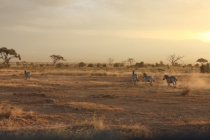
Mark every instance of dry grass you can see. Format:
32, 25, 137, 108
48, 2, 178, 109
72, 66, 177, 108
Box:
0, 104, 45, 129
71, 118, 106, 130
119, 124, 152, 139
172, 117, 210, 126
0, 68, 210, 139
60, 101, 123, 111
181, 86, 191, 96
0, 104, 23, 119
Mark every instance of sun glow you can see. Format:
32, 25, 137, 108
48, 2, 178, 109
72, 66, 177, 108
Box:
195, 31, 210, 43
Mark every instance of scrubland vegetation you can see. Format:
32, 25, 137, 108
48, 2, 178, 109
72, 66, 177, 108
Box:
0, 62, 210, 140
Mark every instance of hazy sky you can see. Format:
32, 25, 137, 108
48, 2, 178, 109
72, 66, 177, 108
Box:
0, 0, 210, 64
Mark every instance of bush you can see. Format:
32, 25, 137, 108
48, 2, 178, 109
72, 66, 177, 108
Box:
88, 64, 94, 67
135, 62, 144, 67
181, 86, 191, 96
40, 64, 44, 67
200, 63, 210, 73
102, 64, 107, 67
96, 63, 101, 67
78, 62, 86, 67
56, 63, 65, 68
194, 63, 199, 67
65, 64, 69, 67
114, 63, 120, 67
187, 64, 192, 67
16, 62, 21, 66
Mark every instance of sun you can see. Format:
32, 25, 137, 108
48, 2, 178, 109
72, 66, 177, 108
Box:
195, 31, 210, 43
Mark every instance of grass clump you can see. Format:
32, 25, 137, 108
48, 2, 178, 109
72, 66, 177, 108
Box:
119, 124, 152, 139
0, 105, 23, 119
181, 86, 191, 96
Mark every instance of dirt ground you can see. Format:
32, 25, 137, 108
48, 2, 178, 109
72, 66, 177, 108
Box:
0, 70, 210, 140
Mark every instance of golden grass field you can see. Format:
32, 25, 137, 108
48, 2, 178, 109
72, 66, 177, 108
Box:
0, 67, 210, 140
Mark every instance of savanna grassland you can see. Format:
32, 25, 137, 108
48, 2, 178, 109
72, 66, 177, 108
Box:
0, 64, 210, 140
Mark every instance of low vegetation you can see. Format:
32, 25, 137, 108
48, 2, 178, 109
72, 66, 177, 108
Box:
0, 59, 209, 139
181, 86, 191, 96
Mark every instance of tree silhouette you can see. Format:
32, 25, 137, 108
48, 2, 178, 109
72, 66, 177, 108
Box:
107, 58, 114, 66
196, 58, 208, 65
0, 47, 21, 65
167, 54, 184, 66
50, 55, 66, 65
127, 58, 135, 66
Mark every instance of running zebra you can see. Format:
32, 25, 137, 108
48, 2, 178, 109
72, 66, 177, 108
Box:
24, 70, 30, 79
163, 75, 177, 88
132, 71, 138, 84
142, 73, 155, 86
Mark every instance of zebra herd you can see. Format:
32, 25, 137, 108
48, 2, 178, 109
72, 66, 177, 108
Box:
132, 71, 177, 87
23, 70, 177, 87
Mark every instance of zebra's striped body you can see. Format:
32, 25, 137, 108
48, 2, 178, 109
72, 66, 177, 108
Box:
132, 71, 138, 84
24, 70, 30, 79
163, 75, 177, 88
142, 73, 155, 86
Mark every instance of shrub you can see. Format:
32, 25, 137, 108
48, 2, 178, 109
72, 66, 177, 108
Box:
114, 63, 120, 67
96, 63, 101, 67
181, 86, 191, 96
56, 63, 65, 68
120, 63, 124, 67
16, 62, 21, 66
194, 63, 199, 67
88, 64, 94, 67
65, 64, 69, 67
200, 63, 210, 73
102, 64, 106, 67
135, 62, 144, 67
78, 62, 86, 67
187, 64, 192, 67
40, 64, 44, 67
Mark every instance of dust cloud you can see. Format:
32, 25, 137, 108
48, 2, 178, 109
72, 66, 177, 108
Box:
185, 73, 209, 89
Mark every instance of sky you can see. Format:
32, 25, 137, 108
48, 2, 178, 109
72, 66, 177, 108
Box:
0, 0, 210, 64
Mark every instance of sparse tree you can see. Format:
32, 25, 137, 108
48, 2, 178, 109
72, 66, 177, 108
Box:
107, 58, 114, 66
50, 55, 66, 65
200, 63, 210, 73
96, 63, 101, 67
88, 63, 94, 67
78, 62, 86, 67
127, 58, 135, 66
194, 63, 199, 67
0, 47, 21, 65
196, 58, 208, 65
135, 61, 144, 67
121, 60, 127, 65
114, 63, 120, 67
167, 54, 184, 66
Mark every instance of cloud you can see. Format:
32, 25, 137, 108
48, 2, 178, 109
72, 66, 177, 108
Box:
0, 0, 210, 32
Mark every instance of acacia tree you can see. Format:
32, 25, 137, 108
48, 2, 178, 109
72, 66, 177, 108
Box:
50, 55, 66, 65
196, 58, 208, 65
0, 47, 21, 65
107, 58, 114, 66
167, 54, 184, 66
127, 58, 135, 66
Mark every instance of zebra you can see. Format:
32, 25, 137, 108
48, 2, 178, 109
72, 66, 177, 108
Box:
24, 70, 30, 79
132, 71, 138, 84
142, 73, 155, 86
163, 75, 177, 88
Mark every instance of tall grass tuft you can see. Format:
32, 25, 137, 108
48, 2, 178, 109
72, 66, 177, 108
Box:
181, 86, 191, 96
